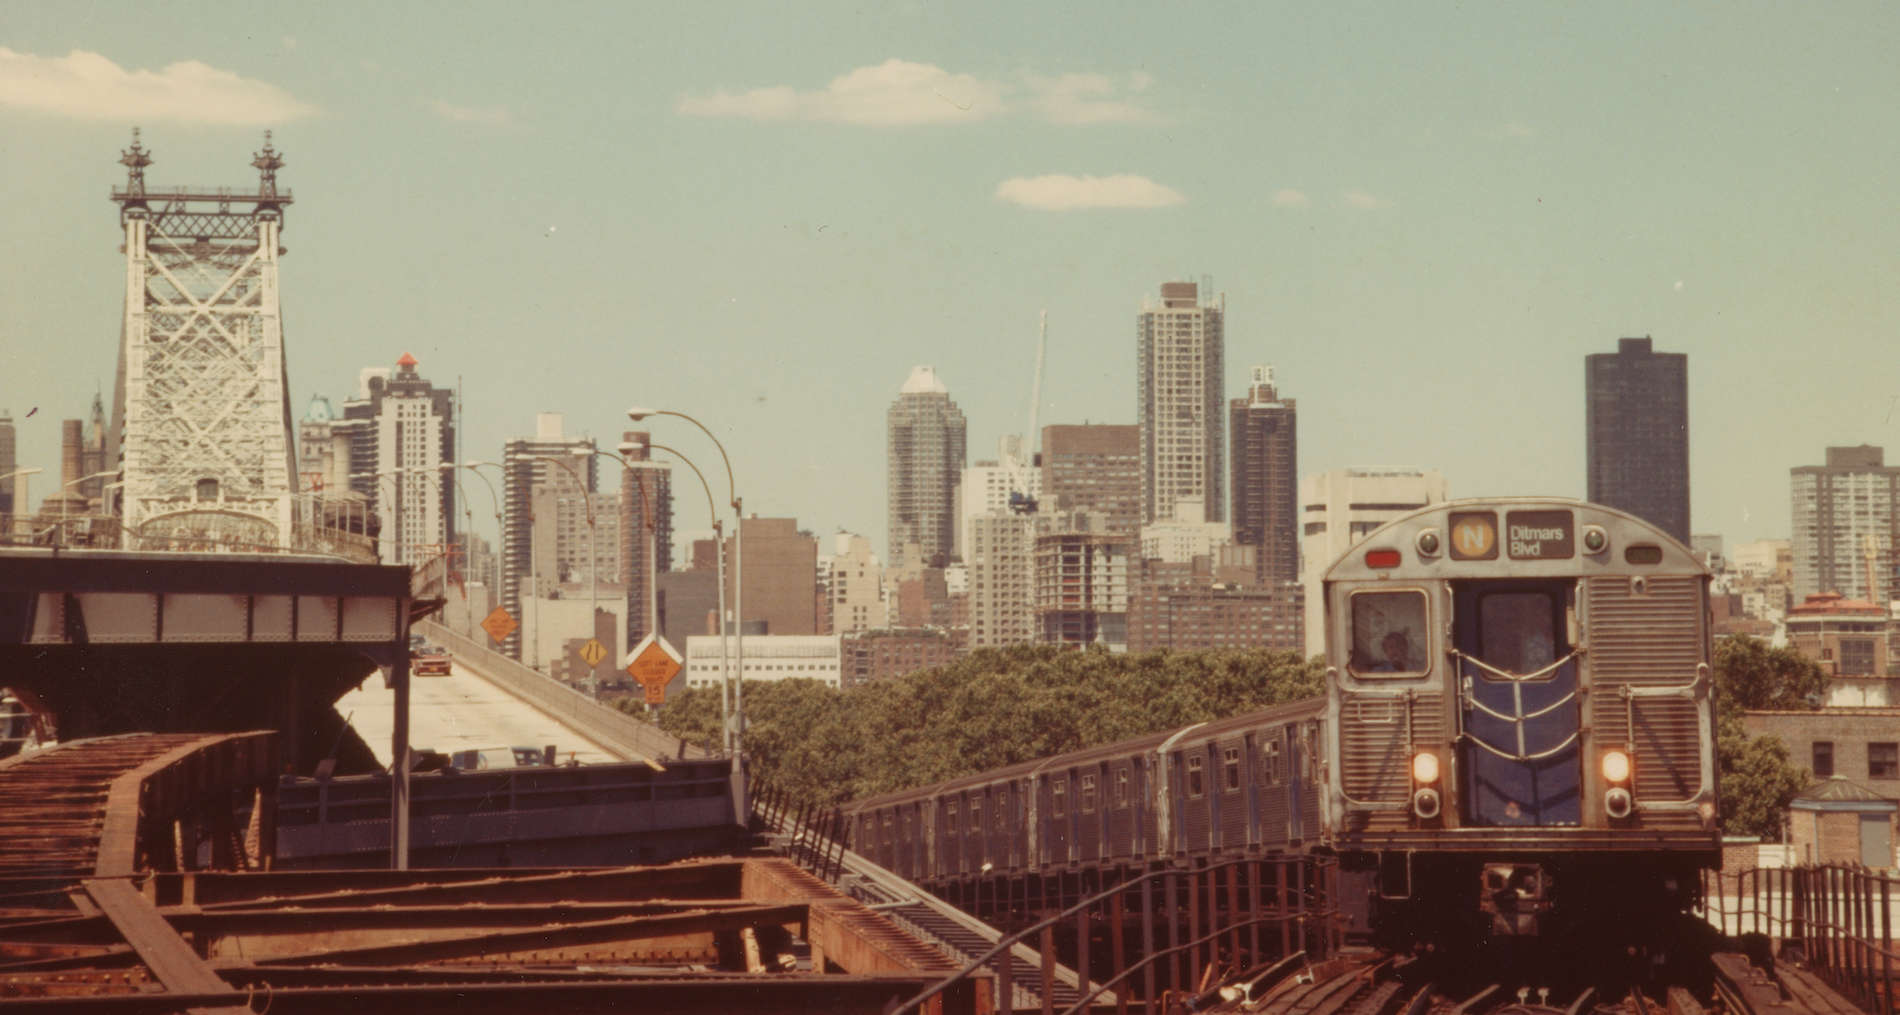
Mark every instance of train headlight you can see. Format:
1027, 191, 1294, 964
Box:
1415, 530, 1442, 557
1582, 525, 1609, 554
1412, 787, 1441, 820
1411, 752, 1440, 785
1605, 787, 1633, 819
1601, 750, 1631, 784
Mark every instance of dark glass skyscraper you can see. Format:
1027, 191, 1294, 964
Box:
1230, 365, 1298, 583
1585, 336, 1689, 543
886, 366, 967, 569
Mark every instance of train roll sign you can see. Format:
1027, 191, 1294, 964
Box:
1504, 510, 1574, 559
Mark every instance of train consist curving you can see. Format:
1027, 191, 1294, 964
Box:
843, 498, 1718, 958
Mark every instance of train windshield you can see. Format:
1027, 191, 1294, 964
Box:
1453, 580, 1581, 826
1348, 590, 1428, 676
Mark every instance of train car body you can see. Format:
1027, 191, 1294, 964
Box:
846, 698, 1325, 887
1317, 498, 1718, 947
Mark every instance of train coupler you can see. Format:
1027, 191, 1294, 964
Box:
1479, 862, 1552, 935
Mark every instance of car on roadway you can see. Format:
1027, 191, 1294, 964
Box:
448, 745, 554, 771
412, 646, 452, 676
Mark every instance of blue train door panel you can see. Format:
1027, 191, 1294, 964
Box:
1453, 580, 1582, 826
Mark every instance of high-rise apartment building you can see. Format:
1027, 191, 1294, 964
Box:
0, 409, 14, 515
1300, 468, 1448, 655
1138, 281, 1225, 526
1586, 336, 1689, 543
1791, 445, 1900, 605
332, 354, 457, 566
500, 412, 596, 662
887, 366, 967, 569
966, 512, 1037, 647
1230, 366, 1298, 583
619, 430, 673, 649
1034, 511, 1129, 648
1041, 424, 1140, 538
724, 517, 819, 636
958, 437, 1039, 560
822, 532, 886, 635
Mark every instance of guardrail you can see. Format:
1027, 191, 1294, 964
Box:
1704, 864, 1897, 1015
416, 619, 709, 766
1, 513, 378, 563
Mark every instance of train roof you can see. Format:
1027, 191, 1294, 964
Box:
1322, 497, 1708, 584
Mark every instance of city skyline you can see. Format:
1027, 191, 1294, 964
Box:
5, 3, 1898, 559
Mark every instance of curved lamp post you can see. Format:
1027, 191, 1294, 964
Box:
627, 407, 746, 812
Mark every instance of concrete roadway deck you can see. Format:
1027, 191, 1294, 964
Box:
336, 661, 620, 768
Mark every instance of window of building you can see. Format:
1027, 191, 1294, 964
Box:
1838, 639, 1876, 676
1224, 747, 1242, 791
1186, 756, 1205, 798
1813, 741, 1834, 777
1871, 743, 1899, 780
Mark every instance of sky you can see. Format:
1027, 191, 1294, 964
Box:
3, 1, 1897, 559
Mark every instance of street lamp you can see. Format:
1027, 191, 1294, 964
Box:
641, 439, 730, 750
435, 464, 483, 637
468, 460, 535, 666
572, 444, 668, 654
537, 451, 600, 692
627, 407, 746, 811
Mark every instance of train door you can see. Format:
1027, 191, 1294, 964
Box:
1452, 579, 1583, 826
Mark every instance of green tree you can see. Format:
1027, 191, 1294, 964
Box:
1711, 634, 1828, 837
632, 644, 1324, 807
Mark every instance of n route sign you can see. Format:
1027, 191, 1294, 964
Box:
577, 638, 608, 668
480, 607, 517, 645
625, 633, 683, 705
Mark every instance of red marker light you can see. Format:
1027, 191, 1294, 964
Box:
1364, 548, 1402, 569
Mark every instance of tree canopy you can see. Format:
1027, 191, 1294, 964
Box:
1712, 634, 1828, 838
626, 645, 1323, 807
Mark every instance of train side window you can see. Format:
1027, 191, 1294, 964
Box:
1223, 747, 1241, 791
1186, 756, 1205, 798
883, 814, 894, 844
1114, 767, 1130, 807
1349, 590, 1429, 676
1263, 741, 1283, 786
968, 797, 982, 833
945, 801, 958, 834
1081, 774, 1097, 813
1052, 778, 1068, 817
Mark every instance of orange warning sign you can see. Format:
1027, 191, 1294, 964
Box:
480, 607, 517, 645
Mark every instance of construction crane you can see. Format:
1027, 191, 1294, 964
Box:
1005, 311, 1046, 514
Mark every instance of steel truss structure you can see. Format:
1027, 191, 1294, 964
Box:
111, 130, 299, 550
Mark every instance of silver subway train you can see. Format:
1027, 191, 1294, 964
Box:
845, 498, 1717, 950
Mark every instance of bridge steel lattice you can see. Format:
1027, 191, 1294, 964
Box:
109, 129, 300, 551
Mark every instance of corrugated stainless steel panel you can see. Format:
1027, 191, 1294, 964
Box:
1586, 575, 1704, 803
1339, 693, 1445, 804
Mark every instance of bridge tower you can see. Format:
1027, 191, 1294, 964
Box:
109, 130, 300, 550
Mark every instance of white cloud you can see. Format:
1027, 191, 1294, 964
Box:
995, 174, 1185, 211
1342, 190, 1391, 210
1271, 189, 1309, 207
426, 99, 513, 126
0, 48, 317, 125
1025, 72, 1158, 125
679, 59, 1160, 126
679, 59, 1005, 126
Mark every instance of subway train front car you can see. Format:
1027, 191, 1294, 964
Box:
1319, 498, 1717, 972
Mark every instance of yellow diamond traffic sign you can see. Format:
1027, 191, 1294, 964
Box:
480, 607, 517, 645
577, 637, 608, 668
626, 633, 682, 704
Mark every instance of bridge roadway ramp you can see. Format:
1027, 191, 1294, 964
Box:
408, 619, 707, 767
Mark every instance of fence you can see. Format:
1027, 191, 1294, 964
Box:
1, 513, 377, 563
1703, 864, 1897, 1015
754, 781, 1340, 1015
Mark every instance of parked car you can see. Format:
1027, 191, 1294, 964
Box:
447, 746, 554, 771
